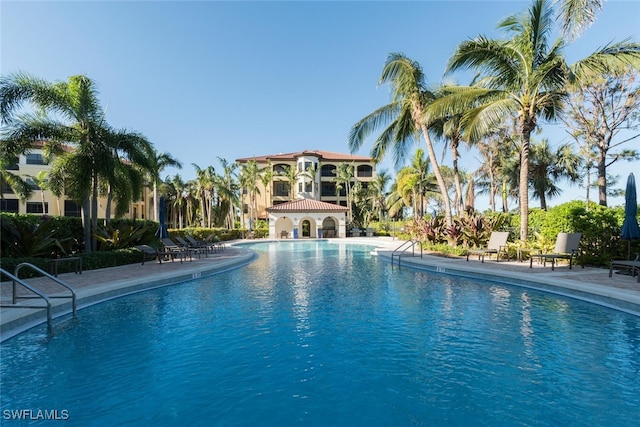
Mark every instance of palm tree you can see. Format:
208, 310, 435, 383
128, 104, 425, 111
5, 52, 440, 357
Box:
333, 162, 354, 221
146, 148, 182, 221
429, 94, 467, 214
283, 164, 300, 201
369, 170, 392, 221
405, 149, 436, 218
168, 174, 187, 229
0, 139, 33, 201
349, 53, 453, 226
258, 161, 273, 215
435, 0, 640, 241
239, 160, 262, 228
192, 164, 216, 228
0, 73, 150, 252
216, 157, 240, 229
529, 139, 582, 209
99, 127, 155, 222
29, 170, 49, 214
555, 0, 602, 41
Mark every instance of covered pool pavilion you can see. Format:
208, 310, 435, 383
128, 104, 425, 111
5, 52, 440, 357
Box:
265, 199, 349, 239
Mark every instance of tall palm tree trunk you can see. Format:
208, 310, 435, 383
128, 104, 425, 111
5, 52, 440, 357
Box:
519, 128, 532, 242
419, 123, 452, 226
82, 197, 91, 253
91, 171, 100, 252
451, 140, 464, 214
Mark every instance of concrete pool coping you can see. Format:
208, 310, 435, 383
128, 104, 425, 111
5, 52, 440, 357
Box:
2, 237, 639, 341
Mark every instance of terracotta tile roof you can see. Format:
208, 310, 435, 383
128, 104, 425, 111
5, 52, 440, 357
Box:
266, 199, 349, 213
30, 140, 74, 153
237, 150, 372, 163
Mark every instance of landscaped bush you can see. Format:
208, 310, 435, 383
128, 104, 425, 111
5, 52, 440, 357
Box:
0, 256, 51, 280
402, 201, 639, 267
94, 220, 159, 250
501, 201, 637, 266
0, 215, 75, 258
169, 227, 242, 241
0, 248, 143, 279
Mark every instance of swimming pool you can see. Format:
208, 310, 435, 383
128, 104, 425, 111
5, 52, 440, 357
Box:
1, 241, 639, 425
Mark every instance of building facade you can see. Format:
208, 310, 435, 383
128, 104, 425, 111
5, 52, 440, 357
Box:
236, 150, 376, 238
1, 143, 152, 220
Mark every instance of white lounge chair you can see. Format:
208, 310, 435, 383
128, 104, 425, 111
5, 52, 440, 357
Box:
466, 231, 510, 263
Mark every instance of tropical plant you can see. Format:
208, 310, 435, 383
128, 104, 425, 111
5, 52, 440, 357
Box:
258, 161, 273, 219
192, 163, 217, 228
432, 0, 640, 241
369, 169, 392, 221
146, 148, 182, 221
529, 139, 582, 209
348, 53, 453, 226
216, 157, 240, 229
0, 215, 68, 258
333, 162, 354, 219
238, 160, 263, 228
555, 0, 602, 41
0, 141, 32, 201
93, 221, 152, 251
0, 73, 154, 252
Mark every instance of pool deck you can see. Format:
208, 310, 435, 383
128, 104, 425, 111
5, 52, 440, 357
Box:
2, 237, 639, 341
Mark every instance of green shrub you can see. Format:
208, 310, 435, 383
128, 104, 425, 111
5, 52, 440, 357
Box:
0, 257, 51, 279
0, 215, 71, 258
169, 227, 240, 241
94, 221, 158, 250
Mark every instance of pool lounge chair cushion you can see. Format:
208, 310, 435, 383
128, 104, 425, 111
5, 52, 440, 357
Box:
466, 231, 510, 263
530, 232, 582, 271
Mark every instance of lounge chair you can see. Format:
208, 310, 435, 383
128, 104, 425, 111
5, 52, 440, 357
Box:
185, 235, 220, 253
205, 234, 225, 252
133, 245, 165, 265
529, 232, 582, 271
466, 231, 510, 263
609, 254, 640, 282
161, 237, 193, 263
174, 236, 207, 258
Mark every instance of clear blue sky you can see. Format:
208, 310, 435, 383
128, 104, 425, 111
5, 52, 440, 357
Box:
2, 0, 639, 210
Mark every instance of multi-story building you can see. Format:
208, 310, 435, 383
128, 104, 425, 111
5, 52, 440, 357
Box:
236, 150, 376, 238
1, 142, 152, 220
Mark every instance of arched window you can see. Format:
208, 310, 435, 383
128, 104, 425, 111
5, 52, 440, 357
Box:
273, 163, 289, 174
357, 165, 373, 178
321, 164, 336, 177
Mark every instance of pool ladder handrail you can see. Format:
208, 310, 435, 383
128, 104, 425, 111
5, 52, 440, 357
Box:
391, 240, 423, 268
1, 267, 54, 336
0, 263, 78, 336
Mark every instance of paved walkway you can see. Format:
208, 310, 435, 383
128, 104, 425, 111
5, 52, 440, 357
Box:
2, 238, 639, 341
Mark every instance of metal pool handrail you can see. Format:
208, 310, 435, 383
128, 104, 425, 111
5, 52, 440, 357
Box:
391, 240, 423, 267
0, 267, 54, 336
13, 262, 77, 319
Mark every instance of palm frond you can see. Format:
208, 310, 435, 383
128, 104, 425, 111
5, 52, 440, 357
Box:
348, 102, 401, 152
571, 40, 640, 82
463, 98, 519, 143
557, 0, 603, 41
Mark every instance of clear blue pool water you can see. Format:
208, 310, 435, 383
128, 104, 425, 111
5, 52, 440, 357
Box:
1, 241, 639, 426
